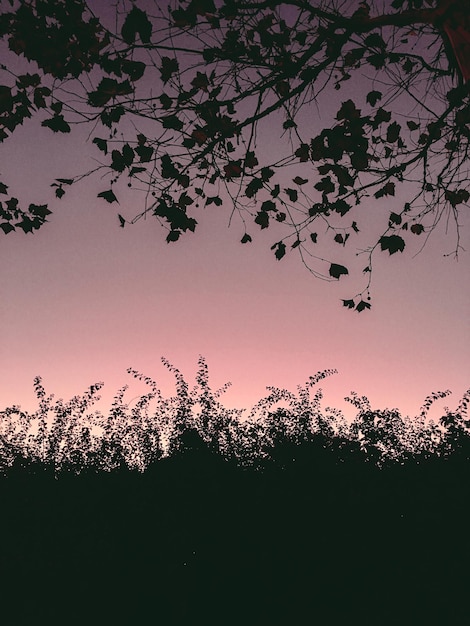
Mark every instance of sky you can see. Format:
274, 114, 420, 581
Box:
1, 1, 469, 423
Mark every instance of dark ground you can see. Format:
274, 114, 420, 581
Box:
1, 436, 469, 625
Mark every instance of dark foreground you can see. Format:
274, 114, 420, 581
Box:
1, 434, 469, 626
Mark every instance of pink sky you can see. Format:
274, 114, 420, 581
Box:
1, 2, 469, 422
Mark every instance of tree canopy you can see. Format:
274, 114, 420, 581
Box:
0, 0, 469, 309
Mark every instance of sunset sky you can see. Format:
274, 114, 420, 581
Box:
1, 0, 469, 422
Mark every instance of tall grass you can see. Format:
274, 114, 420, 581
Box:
1, 356, 469, 474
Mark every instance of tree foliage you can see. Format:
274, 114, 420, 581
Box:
0, 0, 469, 308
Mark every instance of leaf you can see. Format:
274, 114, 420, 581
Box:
261, 200, 276, 212
332, 199, 351, 216
336, 100, 361, 121
118, 214, 126, 228
329, 263, 348, 279
166, 230, 181, 243
372, 107, 391, 127
55, 186, 65, 199
356, 300, 371, 312
0, 222, 15, 234
283, 119, 297, 129
389, 212, 402, 226
285, 188, 298, 202
93, 137, 108, 154
374, 182, 395, 198
367, 52, 386, 69
366, 90, 382, 106
365, 33, 386, 49
33, 86, 50, 109
0, 182, 8, 194
98, 189, 118, 203
271, 241, 286, 260
121, 60, 146, 81
129, 166, 146, 176
205, 196, 223, 206
244, 151, 258, 169
122, 143, 134, 166
379, 235, 405, 254
254, 211, 269, 229
192, 129, 208, 146
0, 85, 13, 114
29, 204, 51, 218
17, 217, 35, 233
111, 150, 125, 172
160, 57, 179, 83
314, 176, 335, 194
342, 299, 355, 309
161, 154, 179, 179
41, 115, 70, 133
88, 78, 133, 107
410, 223, 424, 235
386, 122, 401, 143
407, 120, 419, 131
241, 233, 252, 243
295, 143, 309, 162
159, 93, 173, 110
100, 106, 125, 127
261, 167, 274, 182
135, 145, 154, 162
161, 115, 184, 131
245, 177, 263, 198
310, 233, 317, 243
121, 7, 152, 44
293, 176, 308, 185
445, 189, 470, 207
352, 221, 359, 233
334, 233, 344, 244
224, 162, 242, 179
191, 72, 210, 92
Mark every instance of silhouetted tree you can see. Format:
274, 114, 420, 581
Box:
0, 0, 469, 307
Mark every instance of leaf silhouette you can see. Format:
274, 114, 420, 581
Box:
375, 182, 395, 198
0, 222, 15, 234
380, 235, 405, 254
329, 263, 348, 279
356, 300, 371, 312
88, 78, 133, 107
98, 189, 118, 203
41, 115, 70, 133
271, 241, 286, 260
121, 7, 152, 44
161, 115, 184, 131
410, 223, 424, 235
93, 137, 108, 154
160, 57, 179, 83
366, 90, 382, 106
255, 211, 269, 229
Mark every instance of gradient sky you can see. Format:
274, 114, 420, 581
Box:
1, 1, 469, 422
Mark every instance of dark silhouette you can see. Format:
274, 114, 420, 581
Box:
1, 0, 469, 308
1, 359, 469, 624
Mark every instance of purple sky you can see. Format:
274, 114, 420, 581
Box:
1, 1, 469, 421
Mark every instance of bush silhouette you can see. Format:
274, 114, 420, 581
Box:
1, 359, 469, 624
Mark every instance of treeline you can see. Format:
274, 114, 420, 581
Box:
1, 360, 469, 624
